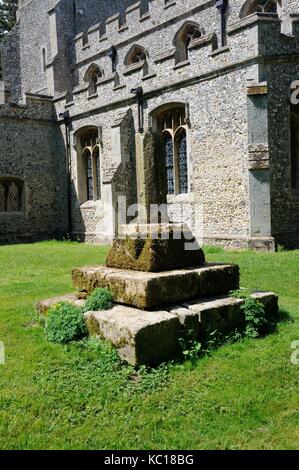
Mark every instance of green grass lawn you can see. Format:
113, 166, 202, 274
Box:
0, 241, 298, 450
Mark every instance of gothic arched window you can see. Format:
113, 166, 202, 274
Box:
0, 178, 24, 213
84, 64, 103, 96
125, 45, 147, 65
240, 0, 280, 18
173, 22, 202, 64
291, 107, 299, 190
79, 129, 101, 202
158, 106, 189, 195
124, 44, 148, 76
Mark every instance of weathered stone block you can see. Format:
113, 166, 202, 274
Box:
85, 306, 180, 366
168, 305, 200, 339
72, 263, 239, 310
185, 297, 245, 340
36, 294, 85, 315
195, 263, 240, 297
106, 232, 205, 272
72, 266, 199, 309
183, 291, 278, 341
84, 291, 278, 365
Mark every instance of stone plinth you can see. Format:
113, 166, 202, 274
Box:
85, 291, 278, 365
106, 223, 205, 272
85, 307, 180, 366
72, 263, 240, 310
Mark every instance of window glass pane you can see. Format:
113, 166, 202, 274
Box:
86, 156, 93, 201
7, 182, 21, 212
179, 132, 188, 194
165, 135, 174, 194
0, 183, 5, 212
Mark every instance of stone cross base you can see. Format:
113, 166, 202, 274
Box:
106, 223, 205, 272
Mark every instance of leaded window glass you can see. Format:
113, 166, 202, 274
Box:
158, 106, 189, 195
165, 135, 174, 194
178, 132, 188, 194
80, 128, 100, 202
86, 154, 94, 201
0, 180, 23, 213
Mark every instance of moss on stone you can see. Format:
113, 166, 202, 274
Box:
106, 236, 205, 272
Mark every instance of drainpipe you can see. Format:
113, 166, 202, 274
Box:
107, 46, 117, 73
131, 87, 144, 133
215, 0, 228, 48
60, 110, 72, 236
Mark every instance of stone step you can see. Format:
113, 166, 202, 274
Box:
85, 291, 278, 366
36, 293, 85, 315
72, 263, 240, 310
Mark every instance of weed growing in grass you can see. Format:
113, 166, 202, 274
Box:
179, 331, 203, 363
45, 302, 88, 344
230, 289, 269, 338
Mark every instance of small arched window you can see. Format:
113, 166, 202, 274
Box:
125, 45, 147, 66
157, 106, 189, 195
240, 0, 280, 18
84, 63, 103, 96
291, 107, 299, 190
0, 178, 24, 213
124, 44, 148, 76
173, 22, 202, 64
80, 129, 100, 202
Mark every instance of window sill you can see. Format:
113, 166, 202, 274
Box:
80, 200, 101, 209
167, 192, 193, 204
0, 211, 26, 216
123, 61, 145, 75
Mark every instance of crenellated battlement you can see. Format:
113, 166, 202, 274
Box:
74, 0, 214, 53
51, 11, 299, 118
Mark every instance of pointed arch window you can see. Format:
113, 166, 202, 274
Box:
84, 64, 103, 96
240, 0, 280, 18
124, 44, 148, 76
125, 45, 147, 66
173, 22, 202, 64
79, 129, 101, 202
158, 106, 189, 195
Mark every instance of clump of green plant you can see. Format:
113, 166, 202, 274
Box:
45, 302, 87, 344
230, 289, 268, 338
179, 330, 203, 363
84, 288, 114, 312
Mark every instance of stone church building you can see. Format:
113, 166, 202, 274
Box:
0, 0, 299, 250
